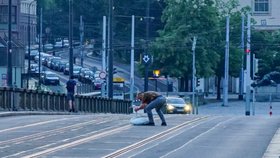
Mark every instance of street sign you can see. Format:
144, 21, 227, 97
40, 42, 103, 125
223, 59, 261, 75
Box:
99, 71, 106, 79
142, 55, 150, 63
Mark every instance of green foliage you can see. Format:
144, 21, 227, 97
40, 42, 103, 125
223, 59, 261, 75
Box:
252, 30, 280, 78
37, 0, 279, 83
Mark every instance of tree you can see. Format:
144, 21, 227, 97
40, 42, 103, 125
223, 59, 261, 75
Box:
151, 0, 220, 91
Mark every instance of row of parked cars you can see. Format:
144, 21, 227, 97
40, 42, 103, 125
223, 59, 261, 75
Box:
30, 51, 102, 89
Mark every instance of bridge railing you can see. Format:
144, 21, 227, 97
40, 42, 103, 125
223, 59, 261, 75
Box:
0, 87, 132, 114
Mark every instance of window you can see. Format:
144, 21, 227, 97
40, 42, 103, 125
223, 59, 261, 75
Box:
254, 0, 269, 14
0, 6, 17, 24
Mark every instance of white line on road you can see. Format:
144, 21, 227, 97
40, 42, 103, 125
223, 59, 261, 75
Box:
160, 117, 235, 158
0, 117, 72, 133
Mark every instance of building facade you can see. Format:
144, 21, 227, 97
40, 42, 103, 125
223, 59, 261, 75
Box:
0, 0, 35, 88
238, 0, 280, 30
19, 0, 37, 46
0, 0, 21, 39
0, 0, 37, 45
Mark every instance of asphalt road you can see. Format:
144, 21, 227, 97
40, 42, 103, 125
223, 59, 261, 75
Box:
0, 113, 279, 158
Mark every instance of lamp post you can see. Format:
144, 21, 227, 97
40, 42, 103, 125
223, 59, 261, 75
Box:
69, 0, 73, 78
144, 0, 150, 92
7, 0, 12, 87
38, 7, 42, 90
27, 0, 36, 89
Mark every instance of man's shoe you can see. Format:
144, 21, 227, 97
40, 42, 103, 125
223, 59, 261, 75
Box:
145, 122, 155, 126
161, 122, 167, 126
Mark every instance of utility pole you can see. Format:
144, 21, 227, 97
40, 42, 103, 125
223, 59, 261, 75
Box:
102, 16, 106, 97
192, 36, 197, 115
38, 8, 43, 89
108, 0, 113, 98
69, 0, 73, 78
130, 15, 135, 101
245, 14, 251, 116
239, 14, 245, 100
144, 0, 150, 92
79, 15, 84, 67
223, 16, 230, 106
7, 0, 12, 87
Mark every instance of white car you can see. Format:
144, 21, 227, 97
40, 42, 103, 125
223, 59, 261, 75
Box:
165, 97, 192, 114
41, 71, 60, 85
54, 41, 63, 48
44, 43, 54, 50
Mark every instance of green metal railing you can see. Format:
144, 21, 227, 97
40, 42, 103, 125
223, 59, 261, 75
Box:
0, 87, 132, 114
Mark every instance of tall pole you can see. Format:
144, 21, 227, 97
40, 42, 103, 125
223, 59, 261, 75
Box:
108, 0, 113, 98
223, 16, 230, 106
69, 0, 73, 78
102, 16, 106, 97
27, 1, 36, 89
192, 36, 197, 115
79, 15, 84, 67
27, 3, 31, 89
38, 7, 43, 89
245, 14, 251, 116
7, 0, 12, 87
239, 14, 245, 100
144, 0, 150, 92
130, 15, 135, 101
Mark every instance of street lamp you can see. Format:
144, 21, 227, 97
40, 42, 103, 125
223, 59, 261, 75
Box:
69, 0, 73, 78
7, 0, 12, 87
27, 0, 37, 89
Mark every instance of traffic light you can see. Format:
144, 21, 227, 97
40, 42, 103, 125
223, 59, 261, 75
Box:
153, 69, 160, 78
113, 67, 117, 74
196, 78, 200, 87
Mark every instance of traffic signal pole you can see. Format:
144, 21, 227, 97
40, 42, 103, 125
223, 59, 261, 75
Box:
239, 14, 245, 100
192, 36, 197, 115
130, 15, 135, 101
101, 16, 106, 97
245, 14, 251, 116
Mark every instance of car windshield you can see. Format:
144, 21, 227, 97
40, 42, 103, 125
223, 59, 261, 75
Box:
46, 74, 57, 78
85, 71, 93, 75
74, 67, 80, 71
167, 98, 185, 104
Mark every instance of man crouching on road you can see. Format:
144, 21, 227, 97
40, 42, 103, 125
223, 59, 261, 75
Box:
134, 91, 167, 126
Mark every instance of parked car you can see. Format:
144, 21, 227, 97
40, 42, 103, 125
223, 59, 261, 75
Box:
63, 39, 69, 47
78, 67, 91, 81
34, 52, 51, 63
64, 63, 70, 75
56, 60, 68, 72
49, 57, 62, 69
79, 70, 94, 83
30, 63, 39, 73
164, 97, 192, 114
44, 43, 54, 50
54, 41, 63, 48
73, 65, 82, 78
41, 71, 60, 85
25, 49, 39, 60
93, 77, 103, 90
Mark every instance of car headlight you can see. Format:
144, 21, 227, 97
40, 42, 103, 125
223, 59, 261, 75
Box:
184, 104, 192, 112
166, 104, 175, 111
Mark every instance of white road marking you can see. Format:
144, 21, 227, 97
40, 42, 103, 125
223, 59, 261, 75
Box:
160, 117, 235, 158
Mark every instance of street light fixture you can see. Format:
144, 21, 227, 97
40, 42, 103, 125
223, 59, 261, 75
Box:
27, 0, 37, 89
